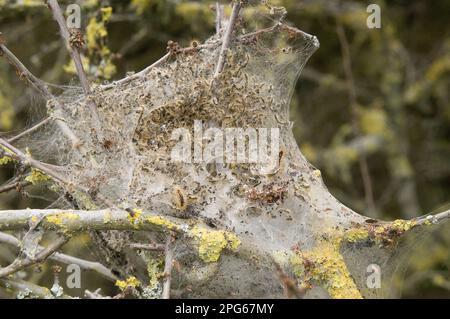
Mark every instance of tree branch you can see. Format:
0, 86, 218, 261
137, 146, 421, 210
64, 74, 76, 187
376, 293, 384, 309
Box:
214, 0, 242, 78
0, 43, 82, 148
0, 232, 117, 281
0, 177, 30, 194
215, 2, 224, 34
130, 243, 165, 251
0, 209, 203, 233
0, 137, 71, 185
46, 0, 102, 137
414, 209, 450, 226
162, 234, 175, 299
6, 117, 52, 143
0, 235, 68, 278
46, 0, 90, 94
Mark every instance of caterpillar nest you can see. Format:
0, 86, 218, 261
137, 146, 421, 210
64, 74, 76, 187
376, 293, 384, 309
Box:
17, 18, 418, 299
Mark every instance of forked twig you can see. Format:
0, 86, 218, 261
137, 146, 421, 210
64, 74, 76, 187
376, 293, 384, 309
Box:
0, 232, 117, 281
0, 43, 82, 148
0, 137, 71, 185
0, 235, 69, 278
0, 179, 30, 194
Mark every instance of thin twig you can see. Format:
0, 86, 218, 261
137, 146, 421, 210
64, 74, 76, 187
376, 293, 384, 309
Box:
0, 235, 68, 278
101, 52, 171, 90
0, 137, 71, 185
99, 22, 312, 91
214, 1, 242, 78
6, 117, 51, 143
46, 0, 90, 94
130, 243, 165, 251
336, 21, 377, 217
162, 234, 175, 299
215, 2, 224, 34
0, 179, 30, 194
0, 43, 50, 97
0, 43, 82, 148
0, 232, 117, 281
0, 137, 117, 210
46, 0, 102, 137
415, 209, 450, 226
272, 258, 307, 299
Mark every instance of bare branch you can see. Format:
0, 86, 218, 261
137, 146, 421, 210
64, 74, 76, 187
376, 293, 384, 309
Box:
0, 43, 82, 148
6, 117, 51, 143
0, 43, 51, 97
215, 2, 224, 34
46, 0, 90, 94
0, 209, 204, 233
130, 242, 165, 251
0, 232, 117, 281
0, 137, 71, 185
0, 177, 30, 194
214, 1, 242, 78
46, 0, 102, 136
415, 209, 450, 226
0, 209, 240, 267
100, 23, 310, 91
162, 234, 175, 299
0, 235, 68, 278
85, 288, 125, 299
101, 52, 171, 90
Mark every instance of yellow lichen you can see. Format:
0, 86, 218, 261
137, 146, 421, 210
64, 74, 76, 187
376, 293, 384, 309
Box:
115, 276, 140, 291
146, 257, 163, 289
390, 219, 416, 232
190, 226, 241, 263
0, 156, 13, 166
0, 145, 13, 155
146, 215, 181, 231
290, 240, 363, 299
46, 212, 80, 227
344, 228, 369, 243
84, 6, 116, 80
73, 192, 97, 210
25, 169, 51, 185
127, 208, 142, 227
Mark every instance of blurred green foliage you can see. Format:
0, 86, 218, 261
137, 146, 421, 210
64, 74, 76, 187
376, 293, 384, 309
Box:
0, 0, 449, 298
